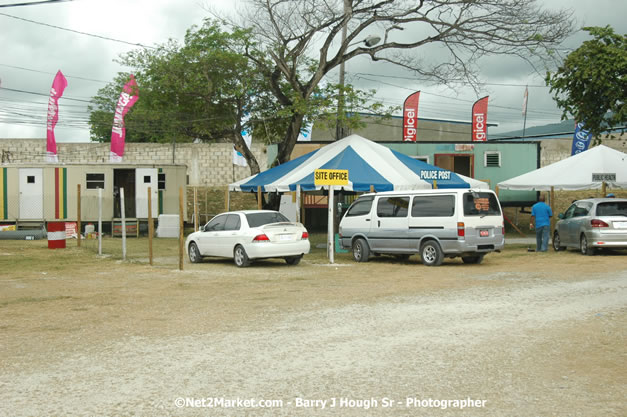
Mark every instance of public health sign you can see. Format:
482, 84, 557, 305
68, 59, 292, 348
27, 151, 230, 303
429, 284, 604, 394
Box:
314, 169, 349, 186
571, 122, 592, 155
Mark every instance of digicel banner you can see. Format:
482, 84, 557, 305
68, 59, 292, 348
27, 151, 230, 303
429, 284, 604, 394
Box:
471, 96, 489, 142
402, 91, 420, 142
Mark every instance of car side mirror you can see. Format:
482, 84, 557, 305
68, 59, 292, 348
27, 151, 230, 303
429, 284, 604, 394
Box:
200, 225, 206, 232
558, 213, 564, 219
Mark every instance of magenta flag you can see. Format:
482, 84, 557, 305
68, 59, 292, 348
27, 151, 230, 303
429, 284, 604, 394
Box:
46, 70, 68, 163
109, 75, 139, 163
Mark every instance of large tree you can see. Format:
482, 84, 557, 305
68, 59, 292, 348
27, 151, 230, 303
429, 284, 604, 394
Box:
215, 0, 575, 166
546, 26, 626, 139
89, 20, 382, 175
89, 22, 271, 173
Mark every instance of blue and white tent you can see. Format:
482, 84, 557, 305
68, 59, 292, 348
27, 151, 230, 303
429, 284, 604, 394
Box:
229, 135, 488, 192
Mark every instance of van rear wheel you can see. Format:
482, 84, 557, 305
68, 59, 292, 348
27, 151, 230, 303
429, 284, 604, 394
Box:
352, 238, 370, 262
420, 240, 443, 266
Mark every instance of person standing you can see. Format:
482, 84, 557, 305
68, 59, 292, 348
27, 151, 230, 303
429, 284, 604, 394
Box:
530, 194, 553, 252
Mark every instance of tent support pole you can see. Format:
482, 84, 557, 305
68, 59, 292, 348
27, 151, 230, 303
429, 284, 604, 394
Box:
327, 185, 335, 264
296, 185, 301, 223
257, 186, 262, 210
550, 186, 555, 237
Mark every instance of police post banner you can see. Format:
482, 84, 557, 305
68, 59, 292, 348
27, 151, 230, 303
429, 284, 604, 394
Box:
46, 70, 68, 163
471, 96, 489, 142
110, 75, 139, 163
571, 122, 592, 155
402, 91, 420, 142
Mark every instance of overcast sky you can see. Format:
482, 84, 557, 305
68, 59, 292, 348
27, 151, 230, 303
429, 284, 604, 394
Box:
0, 0, 625, 142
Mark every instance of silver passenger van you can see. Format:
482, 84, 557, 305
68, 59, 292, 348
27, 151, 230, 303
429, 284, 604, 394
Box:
338, 189, 505, 266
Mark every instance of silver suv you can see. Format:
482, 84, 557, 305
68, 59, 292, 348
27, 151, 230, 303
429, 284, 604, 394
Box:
553, 198, 627, 255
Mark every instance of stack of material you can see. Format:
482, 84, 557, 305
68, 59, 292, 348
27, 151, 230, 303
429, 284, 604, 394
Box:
156, 214, 179, 238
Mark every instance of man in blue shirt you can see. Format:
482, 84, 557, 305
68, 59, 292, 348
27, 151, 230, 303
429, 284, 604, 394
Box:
530, 195, 553, 252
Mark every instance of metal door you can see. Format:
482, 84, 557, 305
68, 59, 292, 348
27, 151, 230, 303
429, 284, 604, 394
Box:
135, 168, 158, 218
19, 168, 43, 219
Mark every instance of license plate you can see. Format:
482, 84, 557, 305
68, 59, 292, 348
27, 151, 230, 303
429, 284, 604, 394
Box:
279, 234, 293, 241
479, 229, 489, 237
614, 221, 627, 229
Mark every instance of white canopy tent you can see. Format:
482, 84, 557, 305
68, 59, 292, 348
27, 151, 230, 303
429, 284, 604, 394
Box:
498, 145, 627, 191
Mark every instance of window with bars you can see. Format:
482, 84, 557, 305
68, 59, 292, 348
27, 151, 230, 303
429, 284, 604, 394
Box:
86, 173, 105, 189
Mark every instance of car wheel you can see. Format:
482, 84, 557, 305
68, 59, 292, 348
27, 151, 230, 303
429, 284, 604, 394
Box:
233, 245, 251, 267
552, 231, 566, 252
285, 255, 302, 266
188, 242, 202, 263
461, 254, 484, 264
420, 240, 443, 266
352, 238, 370, 263
580, 234, 595, 256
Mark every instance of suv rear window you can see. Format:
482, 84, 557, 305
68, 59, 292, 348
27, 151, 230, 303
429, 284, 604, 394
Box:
596, 201, 627, 217
245, 212, 290, 227
463, 192, 501, 216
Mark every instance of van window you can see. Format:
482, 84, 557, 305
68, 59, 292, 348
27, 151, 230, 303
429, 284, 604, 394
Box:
411, 195, 455, 217
463, 192, 501, 216
345, 197, 373, 217
377, 197, 409, 218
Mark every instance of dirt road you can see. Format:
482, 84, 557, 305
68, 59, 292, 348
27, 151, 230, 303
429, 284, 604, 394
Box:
1, 243, 625, 416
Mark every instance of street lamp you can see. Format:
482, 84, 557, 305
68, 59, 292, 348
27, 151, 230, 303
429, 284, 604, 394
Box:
336, 35, 381, 140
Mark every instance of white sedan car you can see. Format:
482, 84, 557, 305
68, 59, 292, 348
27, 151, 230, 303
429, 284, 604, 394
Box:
186, 210, 310, 267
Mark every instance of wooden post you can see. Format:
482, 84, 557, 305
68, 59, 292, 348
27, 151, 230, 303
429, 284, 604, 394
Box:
76, 184, 81, 247
179, 187, 184, 271
257, 186, 262, 210
370, 185, 374, 193
495, 185, 500, 197
301, 190, 306, 225
433, 180, 438, 189
148, 186, 153, 266
602, 181, 607, 197
225, 186, 230, 212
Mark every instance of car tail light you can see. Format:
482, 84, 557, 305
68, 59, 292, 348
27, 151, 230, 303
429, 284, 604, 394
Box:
301, 231, 309, 240
253, 234, 270, 242
591, 219, 609, 228
457, 222, 465, 238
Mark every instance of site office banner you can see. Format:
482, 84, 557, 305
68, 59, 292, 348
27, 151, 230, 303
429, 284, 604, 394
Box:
46, 70, 68, 163
402, 91, 420, 142
471, 96, 489, 142
110, 75, 139, 163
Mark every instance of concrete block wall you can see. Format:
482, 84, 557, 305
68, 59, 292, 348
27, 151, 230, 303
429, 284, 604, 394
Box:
0, 139, 267, 186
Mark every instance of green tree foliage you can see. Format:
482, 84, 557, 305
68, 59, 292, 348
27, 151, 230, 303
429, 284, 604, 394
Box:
546, 26, 626, 139
89, 20, 383, 174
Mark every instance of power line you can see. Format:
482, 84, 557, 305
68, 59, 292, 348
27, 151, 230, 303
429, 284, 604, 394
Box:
0, 11, 156, 49
0, 86, 92, 102
0, 0, 72, 8
351, 72, 549, 88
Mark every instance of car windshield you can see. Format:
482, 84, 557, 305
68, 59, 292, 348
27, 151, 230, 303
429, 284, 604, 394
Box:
596, 201, 627, 217
245, 212, 290, 227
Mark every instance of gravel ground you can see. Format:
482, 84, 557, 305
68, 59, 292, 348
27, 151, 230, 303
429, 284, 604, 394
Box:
1, 247, 626, 417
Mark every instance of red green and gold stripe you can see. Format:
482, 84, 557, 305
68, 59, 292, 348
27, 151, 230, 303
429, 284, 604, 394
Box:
54, 167, 67, 219
0, 168, 7, 220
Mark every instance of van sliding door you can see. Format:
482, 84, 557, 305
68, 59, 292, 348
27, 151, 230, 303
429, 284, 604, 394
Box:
370, 196, 410, 252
